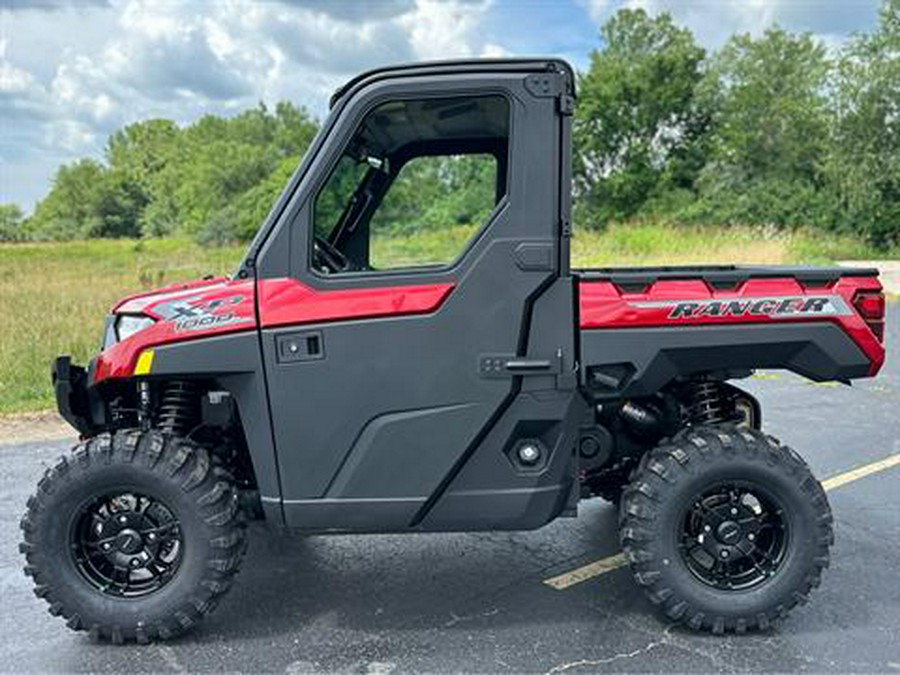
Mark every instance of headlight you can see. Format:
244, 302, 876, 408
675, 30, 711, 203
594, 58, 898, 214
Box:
115, 314, 156, 343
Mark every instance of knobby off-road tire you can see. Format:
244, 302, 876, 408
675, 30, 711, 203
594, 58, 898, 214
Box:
620, 425, 833, 634
20, 429, 247, 643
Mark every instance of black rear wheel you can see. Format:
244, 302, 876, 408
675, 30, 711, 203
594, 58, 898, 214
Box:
679, 481, 789, 591
20, 429, 247, 643
620, 425, 833, 633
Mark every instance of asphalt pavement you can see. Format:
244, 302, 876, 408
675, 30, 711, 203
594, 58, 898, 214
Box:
2, 309, 898, 673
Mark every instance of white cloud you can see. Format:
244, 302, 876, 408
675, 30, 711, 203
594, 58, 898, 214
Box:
0, 38, 53, 129
0, 38, 35, 92
580, 0, 612, 23
275, 0, 415, 22
0, 0, 881, 210
399, 0, 491, 60
633, 0, 781, 46
0, 0, 504, 209
481, 42, 510, 58
581, 0, 880, 48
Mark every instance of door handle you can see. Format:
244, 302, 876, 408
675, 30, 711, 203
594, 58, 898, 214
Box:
276, 331, 324, 363
479, 352, 562, 379
504, 359, 553, 372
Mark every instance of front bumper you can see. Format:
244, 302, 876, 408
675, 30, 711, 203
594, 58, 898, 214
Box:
52, 356, 103, 436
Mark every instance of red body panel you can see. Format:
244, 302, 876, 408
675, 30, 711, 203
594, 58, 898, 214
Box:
93, 270, 882, 385
257, 277, 454, 328
94, 279, 258, 383
579, 276, 885, 375
93, 277, 454, 383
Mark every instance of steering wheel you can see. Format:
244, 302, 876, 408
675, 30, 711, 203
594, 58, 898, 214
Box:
313, 236, 351, 274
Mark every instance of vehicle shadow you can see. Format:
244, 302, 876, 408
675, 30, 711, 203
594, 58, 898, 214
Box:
192, 502, 631, 643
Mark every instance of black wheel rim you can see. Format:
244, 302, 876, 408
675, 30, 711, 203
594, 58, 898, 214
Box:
70, 490, 184, 598
678, 481, 789, 591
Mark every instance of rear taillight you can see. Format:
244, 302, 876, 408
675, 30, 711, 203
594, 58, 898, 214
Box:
853, 290, 885, 342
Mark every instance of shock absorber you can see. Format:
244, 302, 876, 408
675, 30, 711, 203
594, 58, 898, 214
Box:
688, 380, 726, 426
157, 380, 201, 436
138, 381, 152, 430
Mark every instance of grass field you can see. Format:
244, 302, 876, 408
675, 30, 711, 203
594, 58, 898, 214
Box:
1, 223, 896, 414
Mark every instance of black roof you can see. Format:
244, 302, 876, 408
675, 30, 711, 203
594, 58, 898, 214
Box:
329, 57, 575, 109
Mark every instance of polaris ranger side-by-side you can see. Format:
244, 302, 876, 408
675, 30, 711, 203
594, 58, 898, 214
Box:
22, 59, 886, 642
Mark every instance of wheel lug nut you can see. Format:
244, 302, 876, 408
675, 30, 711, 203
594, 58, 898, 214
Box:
730, 508, 738, 515
704, 525, 711, 532
118, 516, 127, 524
147, 533, 156, 541
721, 550, 729, 558
748, 533, 755, 541
102, 543, 111, 551
130, 559, 140, 567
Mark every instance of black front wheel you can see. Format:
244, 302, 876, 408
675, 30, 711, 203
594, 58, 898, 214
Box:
620, 425, 833, 634
20, 429, 246, 643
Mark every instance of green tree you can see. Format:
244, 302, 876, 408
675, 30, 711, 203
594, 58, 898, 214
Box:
574, 9, 708, 224
173, 137, 275, 235
28, 159, 147, 240
0, 203, 24, 241
88, 170, 147, 238
163, 102, 318, 243
273, 101, 319, 157
106, 119, 182, 236
227, 155, 301, 241
27, 160, 108, 239
691, 28, 831, 226
371, 154, 498, 235
824, 0, 900, 246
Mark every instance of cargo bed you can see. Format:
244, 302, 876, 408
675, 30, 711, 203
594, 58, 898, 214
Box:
575, 265, 885, 398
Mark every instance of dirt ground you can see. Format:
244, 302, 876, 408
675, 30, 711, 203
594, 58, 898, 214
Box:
0, 410, 76, 446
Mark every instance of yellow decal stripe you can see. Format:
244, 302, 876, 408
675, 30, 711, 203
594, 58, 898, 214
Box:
134, 349, 154, 376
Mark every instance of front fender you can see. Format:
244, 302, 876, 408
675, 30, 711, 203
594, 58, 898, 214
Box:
145, 332, 283, 525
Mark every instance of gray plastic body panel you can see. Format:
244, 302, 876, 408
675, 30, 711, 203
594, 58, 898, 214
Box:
579, 322, 872, 399
252, 63, 578, 532
147, 332, 283, 523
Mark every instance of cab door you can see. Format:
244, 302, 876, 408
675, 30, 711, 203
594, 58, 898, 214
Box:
255, 68, 570, 530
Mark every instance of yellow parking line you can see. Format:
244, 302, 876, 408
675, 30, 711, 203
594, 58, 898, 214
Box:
543, 452, 900, 591
543, 553, 628, 590
820, 453, 900, 491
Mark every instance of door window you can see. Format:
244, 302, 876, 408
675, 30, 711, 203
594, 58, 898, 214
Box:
311, 95, 510, 274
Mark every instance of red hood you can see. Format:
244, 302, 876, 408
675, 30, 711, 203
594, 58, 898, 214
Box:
94, 277, 257, 383
113, 276, 230, 314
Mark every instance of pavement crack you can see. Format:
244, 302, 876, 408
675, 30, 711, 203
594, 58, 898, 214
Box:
579, 609, 736, 673
444, 607, 500, 627
544, 639, 667, 674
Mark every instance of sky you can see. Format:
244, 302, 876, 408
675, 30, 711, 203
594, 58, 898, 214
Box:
0, 0, 884, 212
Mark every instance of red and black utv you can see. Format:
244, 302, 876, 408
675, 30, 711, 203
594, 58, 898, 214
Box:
22, 59, 886, 642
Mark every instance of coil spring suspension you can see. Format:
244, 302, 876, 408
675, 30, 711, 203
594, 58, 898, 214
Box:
157, 380, 201, 436
688, 381, 726, 425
